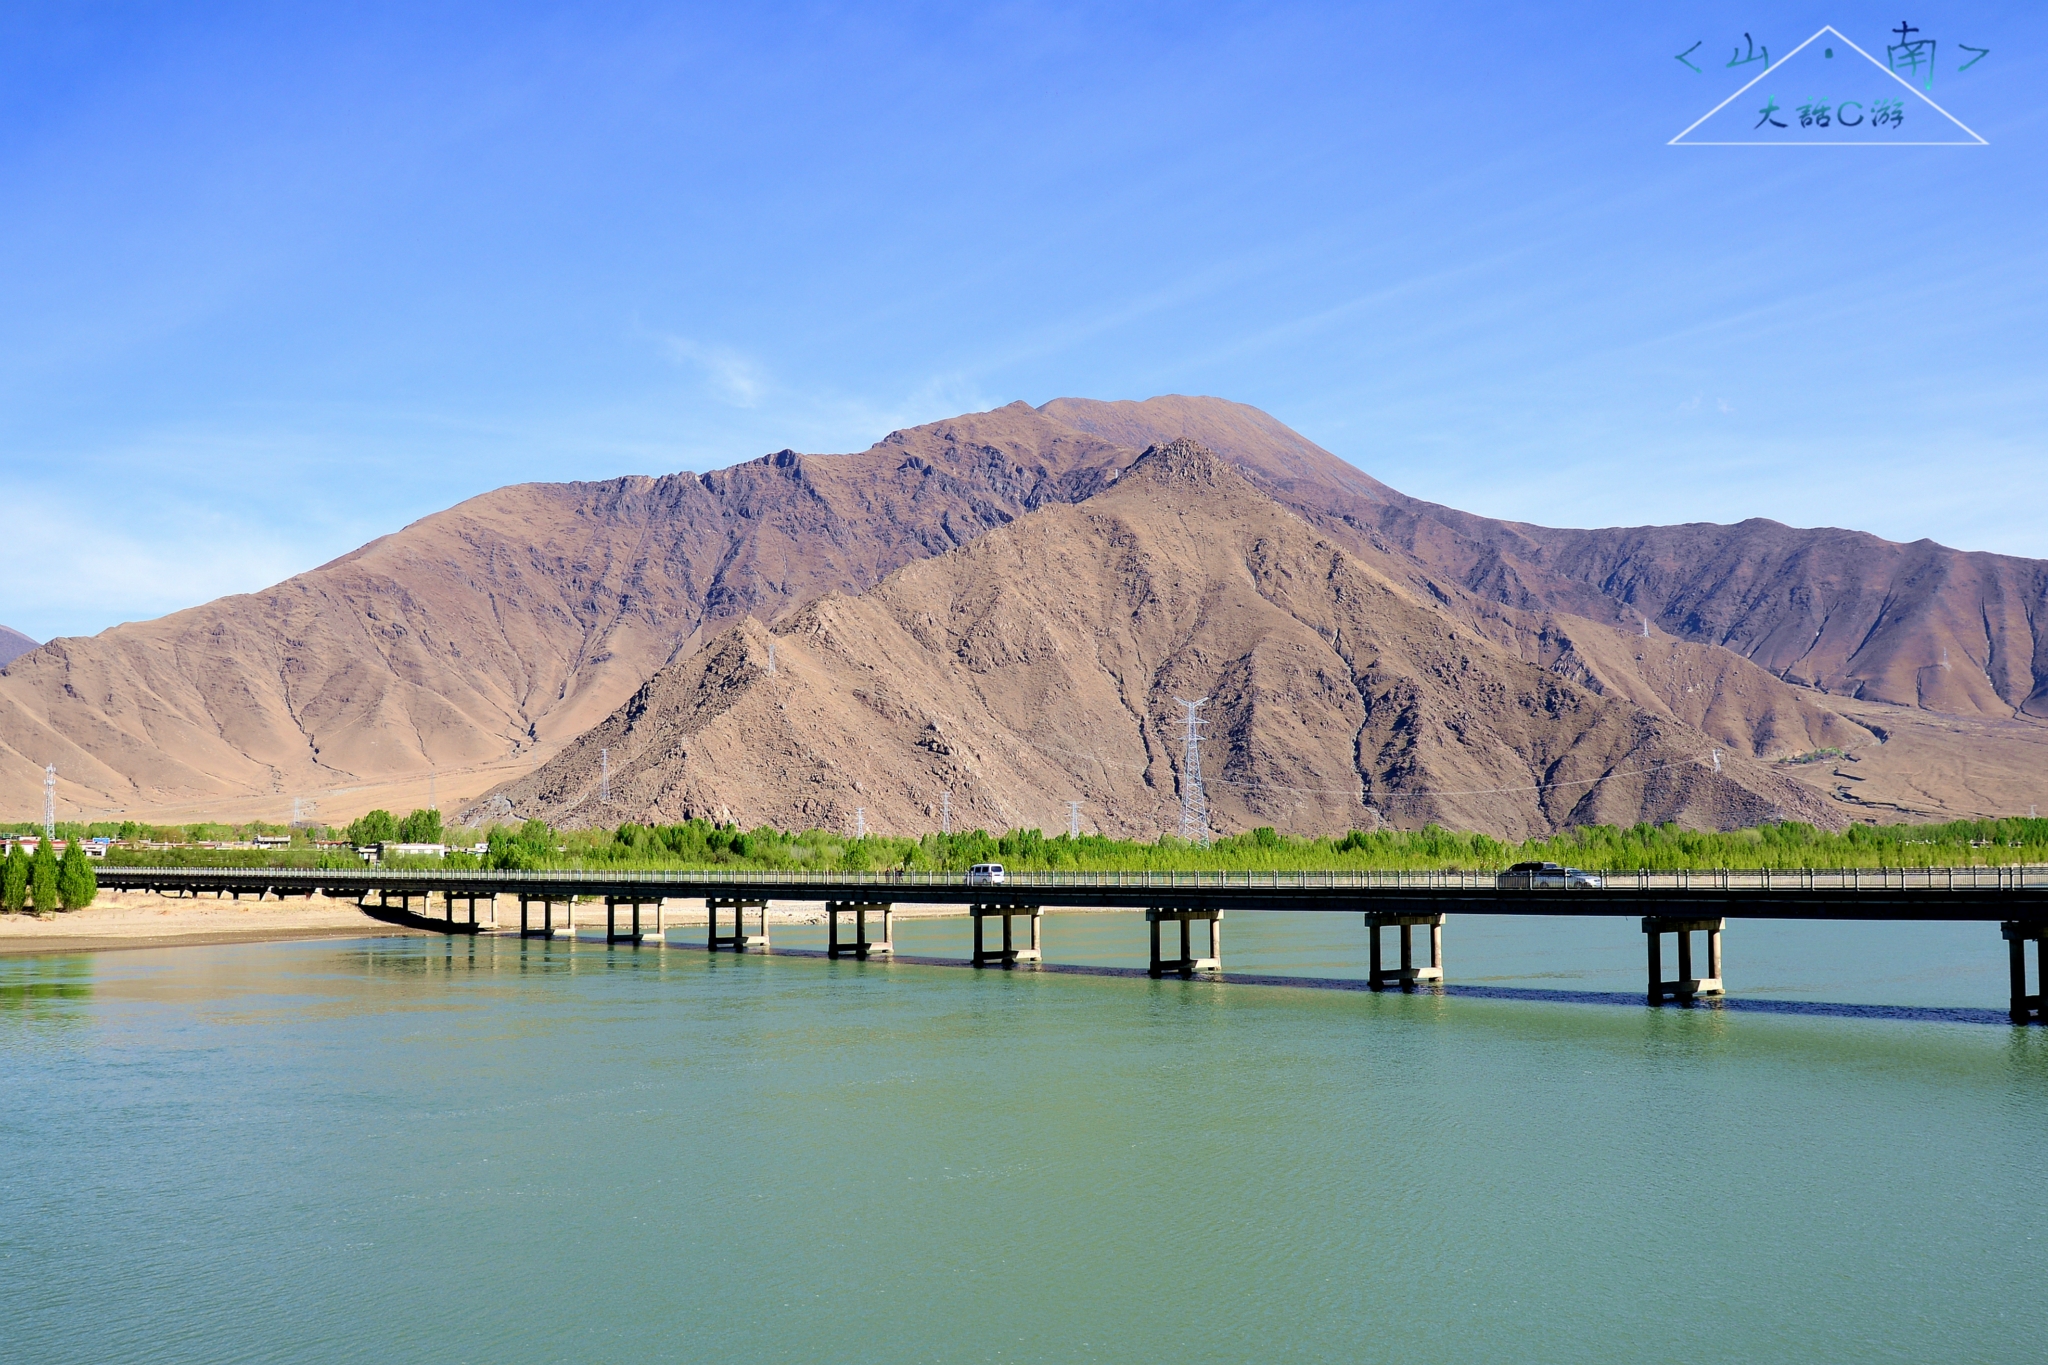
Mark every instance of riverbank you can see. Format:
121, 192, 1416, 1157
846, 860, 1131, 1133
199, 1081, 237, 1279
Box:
0, 894, 1078, 956
0, 890, 424, 956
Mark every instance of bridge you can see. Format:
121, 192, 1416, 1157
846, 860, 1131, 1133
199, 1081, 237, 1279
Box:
95, 864, 2048, 1023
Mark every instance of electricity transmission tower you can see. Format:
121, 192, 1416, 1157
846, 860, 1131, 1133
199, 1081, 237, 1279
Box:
941, 791, 951, 836
855, 807, 865, 839
599, 749, 610, 804
1067, 801, 1082, 839
44, 764, 56, 839
1175, 698, 1209, 847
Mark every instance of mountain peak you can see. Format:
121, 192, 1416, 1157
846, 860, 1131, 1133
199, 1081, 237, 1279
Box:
1128, 437, 1234, 485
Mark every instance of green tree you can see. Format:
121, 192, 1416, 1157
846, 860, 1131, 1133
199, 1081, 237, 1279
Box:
58, 839, 97, 910
396, 808, 444, 843
28, 839, 60, 913
2, 845, 27, 912
346, 809, 398, 845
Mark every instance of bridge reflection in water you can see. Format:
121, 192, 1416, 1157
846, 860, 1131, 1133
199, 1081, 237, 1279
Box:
97, 865, 2048, 1023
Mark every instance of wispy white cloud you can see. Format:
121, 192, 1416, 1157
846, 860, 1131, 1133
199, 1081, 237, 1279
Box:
656, 334, 768, 408
0, 490, 309, 642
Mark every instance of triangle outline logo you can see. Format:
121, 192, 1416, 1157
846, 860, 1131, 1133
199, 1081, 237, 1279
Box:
1670, 25, 1987, 146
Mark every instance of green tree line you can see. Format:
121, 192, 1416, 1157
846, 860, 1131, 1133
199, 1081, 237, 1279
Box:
2, 839, 98, 913
70, 813, 2048, 874
457, 814, 2048, 873
1, 819, 331, 844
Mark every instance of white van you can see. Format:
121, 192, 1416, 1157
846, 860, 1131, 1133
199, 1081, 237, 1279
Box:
966, 863, 1006, 885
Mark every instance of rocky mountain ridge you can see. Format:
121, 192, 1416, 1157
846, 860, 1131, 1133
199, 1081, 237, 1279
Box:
3, 395, 2042, 829
470, 440, 1840, 838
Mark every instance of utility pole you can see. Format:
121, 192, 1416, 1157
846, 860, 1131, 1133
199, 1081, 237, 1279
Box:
1068, 801, 1082, 839
941, 791, 951, 836
44, 763, 56, 840
1175, 698, 1209, 847
599, 749, 610, 804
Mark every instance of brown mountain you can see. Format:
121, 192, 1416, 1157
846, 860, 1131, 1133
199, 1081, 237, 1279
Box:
0, 404, 1138, 821
3, 395, 2042, 827
1044, 400, 2048, 722
0, 626, 35, 670
472, 441, 1840, 839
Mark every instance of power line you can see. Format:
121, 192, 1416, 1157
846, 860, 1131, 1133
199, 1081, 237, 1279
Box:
1175, 697, 1209, 847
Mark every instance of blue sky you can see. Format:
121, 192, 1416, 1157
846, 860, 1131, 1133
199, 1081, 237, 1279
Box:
2, 2, 2041, 643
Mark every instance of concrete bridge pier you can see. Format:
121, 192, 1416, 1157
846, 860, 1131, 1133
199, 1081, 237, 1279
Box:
1643, 916, 1725, 1004
1365, 913, 1444, 990
969, 904, 1041, 968
707, 898, 770, 952
1148, 906, 1221, 978
443, 891, 491, 931
827, 902, 895, 959
606, 897, 665, 944
2003, 922, 2046, 1024
518, 895, 574, 939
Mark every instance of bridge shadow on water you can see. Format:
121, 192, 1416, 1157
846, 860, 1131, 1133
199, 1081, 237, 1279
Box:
763, 947, 2014, 1027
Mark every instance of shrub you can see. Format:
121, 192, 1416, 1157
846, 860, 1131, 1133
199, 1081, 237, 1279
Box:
29, 840, 60, 913
346, 809, 398, 845
58, 840, 98, 910
2, 845, 26, 912
397, 808, 443, 843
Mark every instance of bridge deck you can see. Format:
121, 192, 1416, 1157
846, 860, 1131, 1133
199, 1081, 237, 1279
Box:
92, 865, 2048, 922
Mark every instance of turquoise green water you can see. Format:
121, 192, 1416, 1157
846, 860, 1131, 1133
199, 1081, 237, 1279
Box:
5, 914, 2046, 1363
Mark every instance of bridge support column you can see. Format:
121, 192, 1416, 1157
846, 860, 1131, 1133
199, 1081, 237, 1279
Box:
1147, 906, 1221, 978
607, 897, 664, 944
1643, 917, 1724, 1004
707, 898, 770, 952
969, 904, 1041, 968
518, 895, 574, 939
2003, 922, 2046, 1024
827, 902, 895, 959
443, 891, 489, 932
1365, 913, 1443, 990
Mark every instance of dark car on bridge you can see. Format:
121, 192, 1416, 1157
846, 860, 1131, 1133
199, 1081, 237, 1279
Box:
1496, 861, 1604, 890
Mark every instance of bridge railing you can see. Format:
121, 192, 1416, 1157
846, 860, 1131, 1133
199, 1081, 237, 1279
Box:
95, 864, 2048, 892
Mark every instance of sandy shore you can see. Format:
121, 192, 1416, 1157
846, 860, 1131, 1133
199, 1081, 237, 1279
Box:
0, 890, 423, 956
0, 893, 1035, 956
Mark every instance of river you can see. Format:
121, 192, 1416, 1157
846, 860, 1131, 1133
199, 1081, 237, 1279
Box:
4, 912, 2045, 1362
